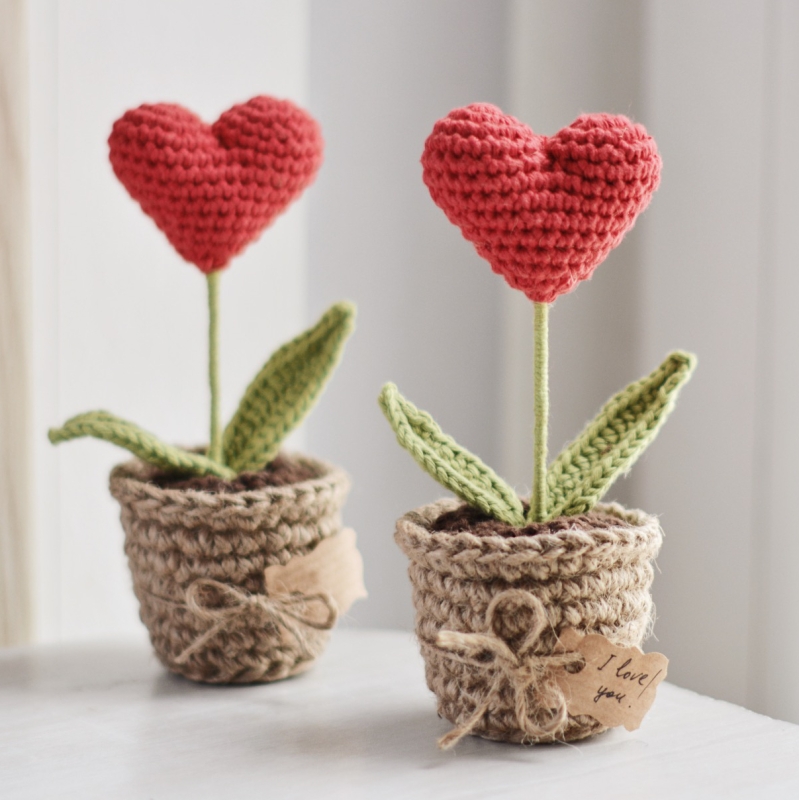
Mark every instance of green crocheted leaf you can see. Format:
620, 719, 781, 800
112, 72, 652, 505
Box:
545, 351, 697, 519
48, 410, 235, 479
223, 301, 356, 473
379, 383, 525, 526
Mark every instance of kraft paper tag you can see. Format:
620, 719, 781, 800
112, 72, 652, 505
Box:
554, 628, 668, 731
263, 528, 367, 616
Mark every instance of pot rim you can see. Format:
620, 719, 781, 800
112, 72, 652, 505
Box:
406, 497, 655, 538
109, 449, 350, 508
395, 498, 662, 577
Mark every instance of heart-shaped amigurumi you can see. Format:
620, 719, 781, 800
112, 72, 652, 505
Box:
421, 104, 661, 303
108, 96, 323, 273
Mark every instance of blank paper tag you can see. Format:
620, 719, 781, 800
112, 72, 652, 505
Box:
263, 528, 367, 616
554, 628, 668, 731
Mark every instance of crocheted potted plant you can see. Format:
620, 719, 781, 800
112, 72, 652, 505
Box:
379, 105, 695, 747
49, 96, 365, 684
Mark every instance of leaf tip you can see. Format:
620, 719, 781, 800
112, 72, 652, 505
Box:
668, 350, 698, 372
378, 382, 399, 413
47, 427, 62, 444
662, 350, 698, 394
329, 300, 357, 328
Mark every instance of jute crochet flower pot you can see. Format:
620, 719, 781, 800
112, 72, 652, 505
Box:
110, 452, 351, 684
395, 498, 662, 745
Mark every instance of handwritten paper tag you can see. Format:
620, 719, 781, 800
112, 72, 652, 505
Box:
554, 628, 668, 731
263, 528, 367, 617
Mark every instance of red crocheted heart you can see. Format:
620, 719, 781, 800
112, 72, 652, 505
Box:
108, 96, 323, 273
421, 104, 661, 303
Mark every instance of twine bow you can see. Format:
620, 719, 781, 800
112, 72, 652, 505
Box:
434, 589, 584, 749
174, 578, 339, 670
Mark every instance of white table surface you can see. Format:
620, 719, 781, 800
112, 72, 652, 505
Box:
1, 629, 798, 799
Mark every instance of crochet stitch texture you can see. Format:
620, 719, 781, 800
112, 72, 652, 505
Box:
395, 498, 662, 743
111, 452, 350, 683
109, 96, 323, 273
421, 104, 661, 302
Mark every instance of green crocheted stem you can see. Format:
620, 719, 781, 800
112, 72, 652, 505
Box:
530, 301, 550, 523
48, 410, 235, 479
378, 383, 525, 527
545, 350, 697, 519
207, 271, 223, 464
222, 301, 356, 473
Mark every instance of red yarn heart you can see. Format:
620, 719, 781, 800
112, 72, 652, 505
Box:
108, 96, 323, 273
421, 104, 661, 303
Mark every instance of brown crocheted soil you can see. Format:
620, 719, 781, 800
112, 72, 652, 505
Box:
431, 502, 633, 538
152, 454, 319, 493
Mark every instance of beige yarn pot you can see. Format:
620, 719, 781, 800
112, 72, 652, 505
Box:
395, 498, 663, 745
109, 452, 350, 684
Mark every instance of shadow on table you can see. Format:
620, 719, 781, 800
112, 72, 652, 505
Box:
245, 704, 620, 768
148, 664, 314, 698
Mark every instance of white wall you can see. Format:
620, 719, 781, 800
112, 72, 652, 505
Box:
306, 0, 509, 630
29, 0, 311, 641
748, 0, 799, 725
637, 0, 767, 712
640, 0, 799, 723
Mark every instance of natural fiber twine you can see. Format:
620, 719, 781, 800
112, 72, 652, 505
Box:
110, 452, 350, 684
395, 499, 662, 745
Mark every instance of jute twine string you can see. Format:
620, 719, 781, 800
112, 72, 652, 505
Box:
395, 498, 662, 745
169, 578, 338, 667
435, 590, 584, 749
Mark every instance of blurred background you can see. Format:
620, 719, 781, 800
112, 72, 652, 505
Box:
1, 0, 798, 726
